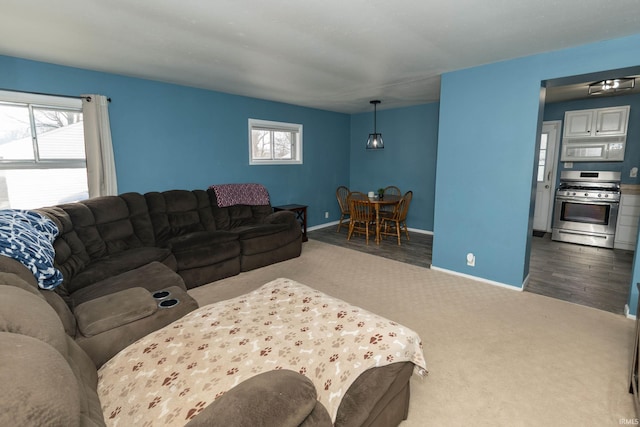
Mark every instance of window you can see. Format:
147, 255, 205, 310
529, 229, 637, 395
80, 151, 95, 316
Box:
249, 119, 302, 165
536, 133, 548, 182
0, 90, 88, 209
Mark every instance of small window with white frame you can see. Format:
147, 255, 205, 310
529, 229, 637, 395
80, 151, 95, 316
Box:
249, 119, 302, 165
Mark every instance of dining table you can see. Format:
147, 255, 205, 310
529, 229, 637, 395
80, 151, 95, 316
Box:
367, 195, 402, 244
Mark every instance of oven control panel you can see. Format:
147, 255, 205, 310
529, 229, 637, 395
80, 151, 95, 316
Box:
559, 191, 615, 199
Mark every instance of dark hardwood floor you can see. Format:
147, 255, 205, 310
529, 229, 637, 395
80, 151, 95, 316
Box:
307, 225, 432, 268
308, 226, 634, 315
526, 232, 633, 315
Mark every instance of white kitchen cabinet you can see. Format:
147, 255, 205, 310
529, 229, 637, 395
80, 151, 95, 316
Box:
564, 106, 630, 138
614, 194, 640, 251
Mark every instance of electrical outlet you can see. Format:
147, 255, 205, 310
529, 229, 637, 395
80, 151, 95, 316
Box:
466, 253, 475, 267
324, 211, 329, 219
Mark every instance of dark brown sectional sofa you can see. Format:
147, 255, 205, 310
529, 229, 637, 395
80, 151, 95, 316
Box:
28, 188, 302, 366
41, 188, 301, 295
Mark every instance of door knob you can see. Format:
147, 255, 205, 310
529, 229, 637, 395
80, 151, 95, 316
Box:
545, 185, 550, 189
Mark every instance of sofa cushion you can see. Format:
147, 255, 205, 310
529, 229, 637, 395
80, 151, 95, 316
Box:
70, 260, 185, 306
36, 206, 91, 286
76, 286, 199, 367
145, 190, 217, 244
228, 205, 259, 227
0, 333, 82, 427
0, 258, 77, 336
173, 240, 241, 270
67, 247, 174, 294
0, 285, 67, 355
167, 230, 238, 251
238, 224, 300, 256
0, 254, 40, 288
75, 287, 158, 337
0, 271, 41, 297
184, 370, 331, 427
58, 194, 155, 261
235, 223, 290, 240
64, 336, 105, 425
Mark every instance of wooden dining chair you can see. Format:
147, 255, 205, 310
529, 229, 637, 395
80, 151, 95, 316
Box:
383, 186, 401, 197
347, 192, 374, 244
336, 186, 351, 232
380, 190, 413, 245
381, 185, 402, 213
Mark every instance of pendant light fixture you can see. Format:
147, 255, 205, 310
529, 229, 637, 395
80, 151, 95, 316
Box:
588, 77, 635, 95
366, 100, 384, 149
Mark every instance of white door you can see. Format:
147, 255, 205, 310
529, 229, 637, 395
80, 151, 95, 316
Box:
533, 121, 561, 231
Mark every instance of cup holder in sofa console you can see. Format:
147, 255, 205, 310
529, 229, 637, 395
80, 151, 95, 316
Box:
152, 290, 171, 300
158, 298, 180, 308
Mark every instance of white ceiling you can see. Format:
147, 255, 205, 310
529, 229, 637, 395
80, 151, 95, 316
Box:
1, 0, 640, 113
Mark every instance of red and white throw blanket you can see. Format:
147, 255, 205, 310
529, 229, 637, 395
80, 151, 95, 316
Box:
209, 183, 270, 207
97, 278, 427, 426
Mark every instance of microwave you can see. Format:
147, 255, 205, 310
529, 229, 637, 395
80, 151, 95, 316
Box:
560, 139, 625, 162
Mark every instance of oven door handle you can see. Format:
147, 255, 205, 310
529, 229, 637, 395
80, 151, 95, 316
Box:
555, 197, 619, 204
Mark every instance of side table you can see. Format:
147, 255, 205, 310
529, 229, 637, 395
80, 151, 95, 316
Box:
273, 204, 308, 242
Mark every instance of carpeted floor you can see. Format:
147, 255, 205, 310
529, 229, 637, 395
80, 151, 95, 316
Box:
188, 239, 637, 426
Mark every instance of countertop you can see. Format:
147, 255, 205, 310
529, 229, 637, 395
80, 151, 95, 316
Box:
621, 184, 640, 195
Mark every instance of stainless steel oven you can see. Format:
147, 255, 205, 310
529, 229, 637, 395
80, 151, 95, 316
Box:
551, 171, 620, 248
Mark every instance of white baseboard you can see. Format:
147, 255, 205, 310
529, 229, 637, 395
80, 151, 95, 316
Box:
308, 221, 340, 231
626, 304, 637, 320
307, 222, 434, 235
429, 265, 523, 292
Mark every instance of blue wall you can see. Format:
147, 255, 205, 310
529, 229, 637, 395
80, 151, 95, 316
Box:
544, 92, 640, 185
349, 103, 439, 232
434, 33, 640, 314
0, 55, 350, 228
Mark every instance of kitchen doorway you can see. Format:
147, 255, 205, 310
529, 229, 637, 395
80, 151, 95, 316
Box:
526, 71, 639, 315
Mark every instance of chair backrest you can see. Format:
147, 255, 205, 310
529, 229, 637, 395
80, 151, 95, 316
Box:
336, 186, 350, 214
384, 186, 402, 197
350, 197, 372, 221
398, 190, 413, 220
347, 191, 368, 203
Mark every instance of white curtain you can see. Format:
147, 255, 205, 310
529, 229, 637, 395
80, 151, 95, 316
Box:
81, 94, 118, 197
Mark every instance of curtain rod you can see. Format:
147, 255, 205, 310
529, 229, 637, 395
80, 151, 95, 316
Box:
82, 95, 112, 103
0, 88, 111, 102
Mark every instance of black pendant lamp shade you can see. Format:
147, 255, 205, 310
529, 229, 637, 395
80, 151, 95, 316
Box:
366, 100, 384, 149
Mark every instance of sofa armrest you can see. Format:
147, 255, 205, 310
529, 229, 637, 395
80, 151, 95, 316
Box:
74, 287, 157, 337
184, 370, 331, 427
264, 210, 297, 226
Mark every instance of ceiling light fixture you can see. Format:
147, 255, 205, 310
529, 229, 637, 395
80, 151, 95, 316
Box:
588, 78, 635, 96
366, 100, 384, 149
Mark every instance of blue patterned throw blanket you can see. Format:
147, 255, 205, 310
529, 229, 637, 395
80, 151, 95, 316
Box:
0, 209, 63, 289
